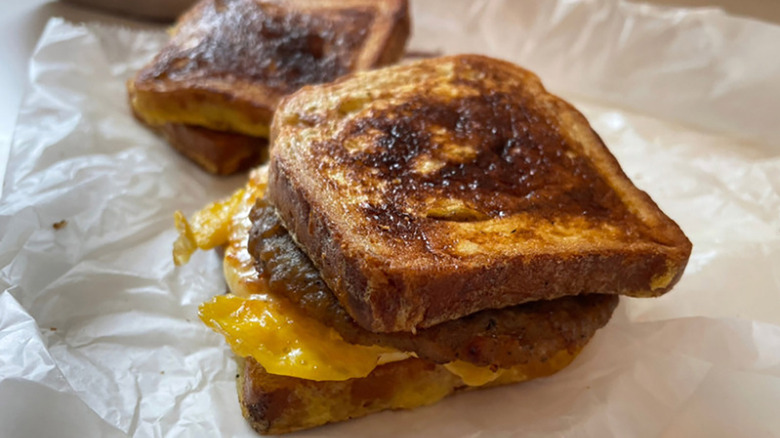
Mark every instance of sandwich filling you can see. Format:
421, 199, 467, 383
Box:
248, 196, 618, 369
176, 167, 617, 384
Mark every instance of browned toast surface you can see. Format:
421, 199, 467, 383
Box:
130, 0, 410, 137
268, 54, 692, 332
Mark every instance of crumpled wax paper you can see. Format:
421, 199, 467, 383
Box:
1, 0, 780, 436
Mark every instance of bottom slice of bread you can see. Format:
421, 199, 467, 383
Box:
130, 101, 268, 175
238, 350, 580, 435
159, 123, 268, 175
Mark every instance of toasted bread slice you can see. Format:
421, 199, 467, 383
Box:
268, 54, 692, 333
130, 0, 410, 139
239, 350, 579, 435
159, 123, 268, 175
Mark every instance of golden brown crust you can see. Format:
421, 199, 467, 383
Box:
238, 350, 580, 435
374, 0, 410, 67
130, 0, 410, 136
268, 54, 692, 332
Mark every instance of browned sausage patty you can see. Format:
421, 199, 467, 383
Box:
248, 197, 618, 368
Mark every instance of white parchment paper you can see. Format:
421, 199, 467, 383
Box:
2, 0, 780, 436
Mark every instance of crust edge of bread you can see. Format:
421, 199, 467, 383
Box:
238, 349, 580, 435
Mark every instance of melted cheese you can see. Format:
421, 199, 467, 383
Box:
444, 361, 502, 386
200, 294, 396, 381
178, 167, 511, 384
131, 88, 271, 138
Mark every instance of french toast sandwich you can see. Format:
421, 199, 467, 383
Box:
175, 55, 691, 433
129, 0, 410, 174
184, 168, 618, 434
268, 54, 691, 332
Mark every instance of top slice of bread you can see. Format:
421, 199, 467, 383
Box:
267, 54, 692, 333
129, 0, 409, 138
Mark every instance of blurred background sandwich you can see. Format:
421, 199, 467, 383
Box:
128, 0, 410, 174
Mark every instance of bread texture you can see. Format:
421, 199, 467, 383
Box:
238, 351, 579, 435
130, 0, 410, 138
268, 54, 692, 333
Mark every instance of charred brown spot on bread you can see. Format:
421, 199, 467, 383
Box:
138, 1, 376, 95
241, 358, 305, 435
309, 76, 651, 245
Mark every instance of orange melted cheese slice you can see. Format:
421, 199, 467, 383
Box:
175, 166, 503, 384
443, 361, 502, 386
200, 294, 397, 381
176, 168, 401, 381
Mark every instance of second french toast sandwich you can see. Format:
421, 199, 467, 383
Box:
129, 0, 410, 174
177, 54, 692, 433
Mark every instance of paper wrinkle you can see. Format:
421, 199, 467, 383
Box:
412, 0, 780, 146
2, 1, 780, 436
0, 292, 65, 389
